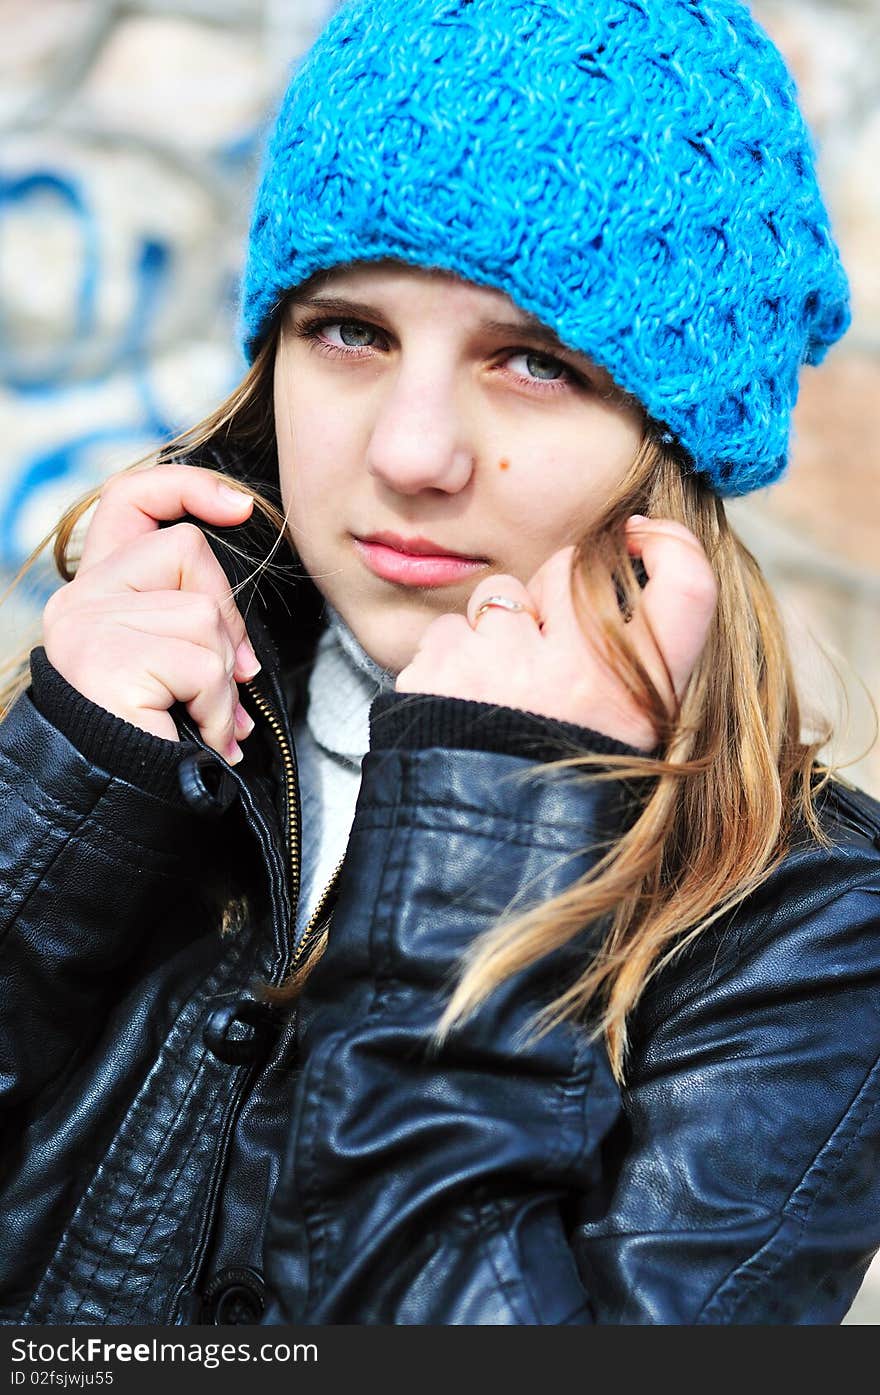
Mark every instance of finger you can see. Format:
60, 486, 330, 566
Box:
395, 614, 471, 693
99, 591, 238, 676
74, 524, 260, 680
624, 517, 718, 699
80, 464, 253, 574
412, 612, 470, 654
44, 594, 256, 745
530, 544, 667, 698
137, 635, 242, 763
466, 573, 542, 633
524, 547, 583, 642
530, 543, 678, 718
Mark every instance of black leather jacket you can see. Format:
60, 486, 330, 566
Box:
1, 544, 880, 1326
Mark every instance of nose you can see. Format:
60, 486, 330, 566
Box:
365, 360, 477, 496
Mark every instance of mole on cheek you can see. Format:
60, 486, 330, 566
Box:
498, 459, 510, 471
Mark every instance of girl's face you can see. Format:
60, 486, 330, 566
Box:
274, 261, 644, 673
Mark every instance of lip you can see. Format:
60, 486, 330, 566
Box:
358, 531, 484, 560
353, 533, 488, 588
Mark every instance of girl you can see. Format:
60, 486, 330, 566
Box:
2, 0, 879, 1326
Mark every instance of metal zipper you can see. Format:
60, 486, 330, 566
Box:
291, 852, 345, 973
245, 677, 344, 974
173, 674, 344, 1322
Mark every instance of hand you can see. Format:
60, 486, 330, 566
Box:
394, 517, 718, 751
42, 463, 260, 764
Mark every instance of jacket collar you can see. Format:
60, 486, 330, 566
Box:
188, 443, 329, 699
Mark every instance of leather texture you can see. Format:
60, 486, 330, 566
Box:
1, 562, 879, 1326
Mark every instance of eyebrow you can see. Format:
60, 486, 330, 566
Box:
292, 295, 577, 357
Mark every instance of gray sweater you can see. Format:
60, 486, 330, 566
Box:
291, 610, 395, 935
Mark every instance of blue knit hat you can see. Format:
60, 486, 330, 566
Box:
241, 0, 851, 497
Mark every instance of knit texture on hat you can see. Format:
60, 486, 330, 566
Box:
241, 0, 851, 497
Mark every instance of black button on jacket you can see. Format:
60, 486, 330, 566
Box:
1, 558, 879, 1326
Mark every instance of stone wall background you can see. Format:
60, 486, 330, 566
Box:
1, 0, 878, 1323
0, 0, 341, 641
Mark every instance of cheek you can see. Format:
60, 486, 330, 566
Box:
503, 415, 641, 524
498, 451, 587, 518
493, 449, 620, 555
277, 395, 359, 510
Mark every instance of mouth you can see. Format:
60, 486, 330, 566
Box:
356, 531, 487, 561
352, 532, 489, 588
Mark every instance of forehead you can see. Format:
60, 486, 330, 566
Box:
295, 258, 528, 318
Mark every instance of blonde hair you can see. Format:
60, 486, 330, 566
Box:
0, 322, 863, 1082
434, 441, 847, 1077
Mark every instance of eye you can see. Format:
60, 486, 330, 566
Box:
293, 315, 387, 357
334, 321, 379, 348
501, 348, 583, 395
507, 350, 568, 383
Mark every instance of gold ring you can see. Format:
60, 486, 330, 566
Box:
472, 595, 539, 626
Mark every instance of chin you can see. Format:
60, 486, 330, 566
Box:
344, 609, 430, 678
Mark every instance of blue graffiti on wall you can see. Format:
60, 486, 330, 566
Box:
0, 163, 238, 586
0, 171, 102, 390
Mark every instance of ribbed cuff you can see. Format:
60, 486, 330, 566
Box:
369, 690, 660, 763
29, 647, 193, 804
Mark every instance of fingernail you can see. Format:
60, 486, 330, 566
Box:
226, 740, 244, 766
627, 513, 648, 524
234, 703, 255, 737
235, 639, 262, 679
218, 482, 252, 508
